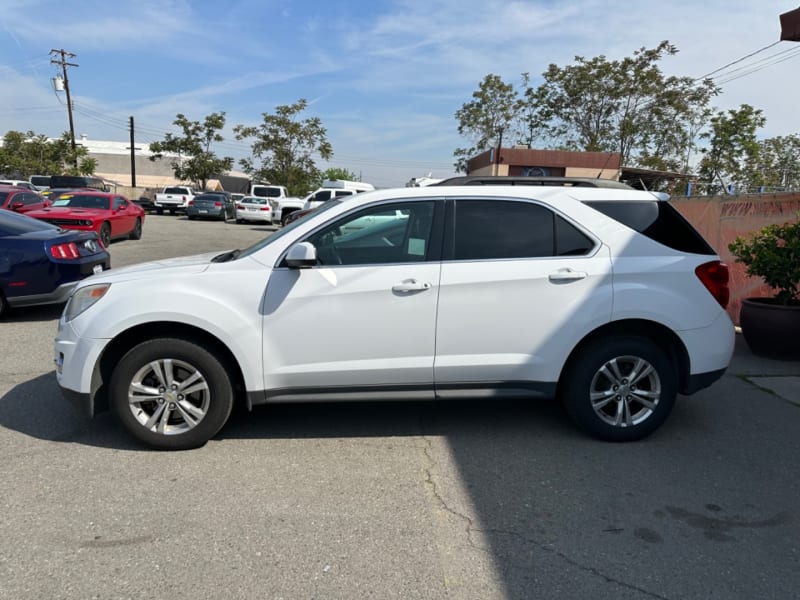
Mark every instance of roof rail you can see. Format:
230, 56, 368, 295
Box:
434, 176, 633, 190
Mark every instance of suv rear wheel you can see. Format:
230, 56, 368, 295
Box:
109, 337, 234, 450
560, 336, 677, 441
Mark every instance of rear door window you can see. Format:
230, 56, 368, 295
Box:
449, 199, 594, 260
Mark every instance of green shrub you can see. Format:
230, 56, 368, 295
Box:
728, 219, 800, 305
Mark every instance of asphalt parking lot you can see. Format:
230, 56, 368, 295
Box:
1, 213, 799, 599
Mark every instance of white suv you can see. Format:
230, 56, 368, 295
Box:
54, 178, 734, 450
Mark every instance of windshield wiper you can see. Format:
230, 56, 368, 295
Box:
211, 249, 241, 263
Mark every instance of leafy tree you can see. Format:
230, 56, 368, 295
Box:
698, 104, 766, 192
321, 167, 358, 182
0, 130, 95, 177
149, 112, 234, 190
454, 74, 522, 172
234, 99, 333, 197
528, 41, 719, 169
753, 134, 800, 191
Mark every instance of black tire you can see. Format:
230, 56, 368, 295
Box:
168, 209, 176, 215
281, 213, 293, 227
559, 336, 677, 442
109, 337, 234, 450
99, 222, 111, 248
156, 207, 164, 215
129, 217, 142, 240
188, 215, 196, 220
0, 292, 8, 319
235, 218, 244, 224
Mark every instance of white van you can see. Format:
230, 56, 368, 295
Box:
302, 179, 374, 210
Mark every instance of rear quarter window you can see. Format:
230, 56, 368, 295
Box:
583, 201, 715, 255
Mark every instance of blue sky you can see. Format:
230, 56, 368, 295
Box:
1, 0, 797, 187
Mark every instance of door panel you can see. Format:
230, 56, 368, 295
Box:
262, 264, 440, 391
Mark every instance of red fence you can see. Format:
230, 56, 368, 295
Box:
670, 192, 800, 325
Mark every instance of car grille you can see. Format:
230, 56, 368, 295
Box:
43, 218, 87, 226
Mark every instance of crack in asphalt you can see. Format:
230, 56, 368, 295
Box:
417, 412, 673, 600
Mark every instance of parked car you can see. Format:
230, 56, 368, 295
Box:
25, 190, 145, 247
0, 186, 51, 214
0, 209, 109, 318
187, 192, 235, 221
29, 175, 51, 191
235, 196, 272, 224
132, 196, 157, 213
54, 179, 734, 450
283, 207, 313, 225
0, 179, 39, 191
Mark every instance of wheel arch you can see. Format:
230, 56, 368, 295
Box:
93, 321, 247, 414
558, 319, 691, 395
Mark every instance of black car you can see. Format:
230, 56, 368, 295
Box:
132, 196, 156, 213
186, 192, 235, 221
0, 210, 110, 317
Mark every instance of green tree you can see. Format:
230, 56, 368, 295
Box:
321, 167, 358, 182
0, 130, 95, 177
528, 41, 719, 169
454, 74, 522, 172
149, 112, 234, 190
698, 104, 766, 192
753, 134, 800, 191
234, 99, 333, 197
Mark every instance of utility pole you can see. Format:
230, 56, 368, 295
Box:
50, 49, 78, 167
129, 116, 137, 188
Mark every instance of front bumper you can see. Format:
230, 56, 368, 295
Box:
54, 318, 110, 417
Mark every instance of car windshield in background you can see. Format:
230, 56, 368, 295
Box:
252, 188, 282, 198
164, 187, 190, 194
237, 199, 343, 259
0, 191, 10, 202
241, 197, 267, 204
51, 194, 110, 209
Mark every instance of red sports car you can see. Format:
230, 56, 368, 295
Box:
0, 185, 51, 214
25, 190, 144, 247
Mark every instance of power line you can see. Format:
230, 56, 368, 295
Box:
695, 40, 782, 80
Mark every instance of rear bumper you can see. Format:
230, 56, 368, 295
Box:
8, 281, 77, 308
682, 367, 727, 395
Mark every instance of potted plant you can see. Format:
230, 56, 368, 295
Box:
728, 219, 800, 358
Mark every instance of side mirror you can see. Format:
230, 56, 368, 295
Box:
10, 202, 24, 211
285, 242, 317, 268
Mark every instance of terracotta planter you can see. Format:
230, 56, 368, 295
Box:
740, 298, 800, 359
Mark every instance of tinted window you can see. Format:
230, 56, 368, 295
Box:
30, 176, 51, 187
556, 216, 595, 255
164, 187, 190, 194
51, 194, 110, 209
313, 190, 333, 202
584, 201, 714, 255
0, 209, 59, 236
307, 201, 436, 266
252, 187, 282, 198
453, 200, 555, 260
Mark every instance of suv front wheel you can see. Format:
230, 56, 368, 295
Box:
560, 336, 677, 442
109, 337, 234, 450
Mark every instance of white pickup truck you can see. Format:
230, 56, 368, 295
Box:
250, 184, 304, 226
154, 186, 197, 215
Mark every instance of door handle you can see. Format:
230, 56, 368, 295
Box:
392, 279, 432, 292
548, 269, 588, 282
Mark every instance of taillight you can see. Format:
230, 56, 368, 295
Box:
236, 204, 244, 210
214, 202, 222, 207
50, 242, 81, 259
260, 206, 270, 211
695, 261, 730, 308
188, 200, 194, 206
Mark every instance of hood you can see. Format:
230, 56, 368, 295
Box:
85, 250, 225, 284
26, 206, 108, 219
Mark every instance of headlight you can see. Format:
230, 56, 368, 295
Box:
64, 283, 111, 321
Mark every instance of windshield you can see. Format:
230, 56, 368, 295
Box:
237, 200, 342, 259
51, 194, 110, 209
252, 187, 283, 198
